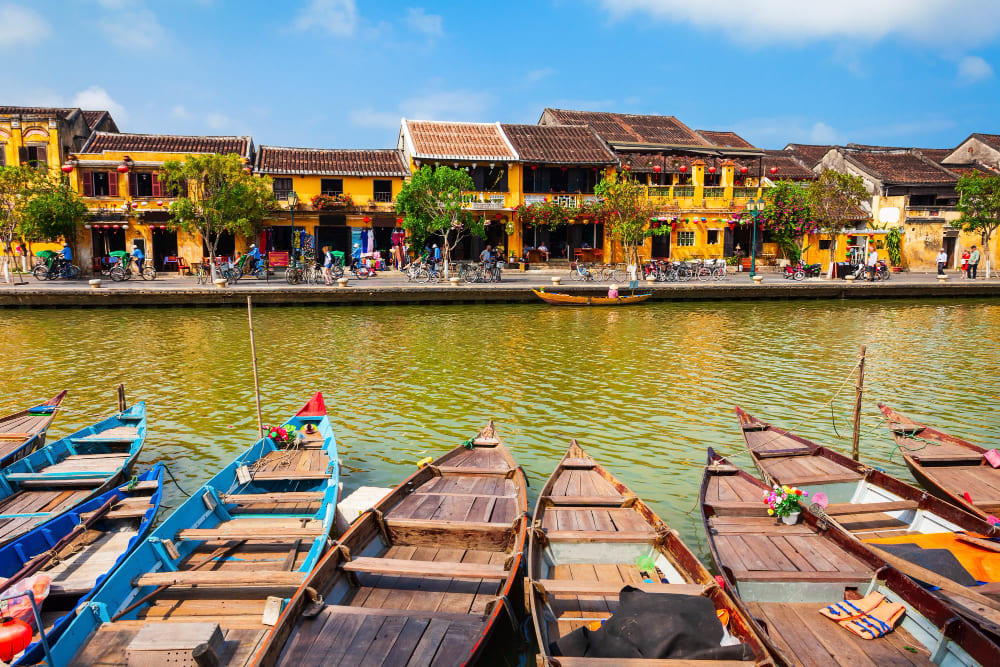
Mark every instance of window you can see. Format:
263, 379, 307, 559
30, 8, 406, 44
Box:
706, 230, 720, 245
19, 145, 48, 172
130, 172, 163, 198
704, 172, 721, 187
321, 178, 343, 196
273, 177, 292, 200
0, 144, 5, 167
82, 170, 118, 197
819, 239, 832, 250
373, 179, 393, 202
677, 231, 695, 247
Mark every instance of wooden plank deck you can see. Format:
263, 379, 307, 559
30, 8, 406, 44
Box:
757, 453, 862, 486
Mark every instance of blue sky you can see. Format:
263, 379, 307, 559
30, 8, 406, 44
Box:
2, 1, 998, 150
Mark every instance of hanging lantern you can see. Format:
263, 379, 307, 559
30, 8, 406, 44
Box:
623, 164, 631, 171
728, 221, 736, 230
362, 216, 371, 223
708, 166, 717, 174
739, 166, 748, 174
560, 166, 567, 172
531, 165, 538, 170
494, 214, 502, 221
679, 165, 688, 173
653, 165, 662, 173
769, 167, 778, 175
670, 222, 677, 231
117, 162, 129, 174
113, 224, 120, 230
396, 216, 404, 224
159, 225, 167, 230
61, 163, 74, 173
701, 217, 707, 223
156, 200, 164, 206
0, 617, 32, 662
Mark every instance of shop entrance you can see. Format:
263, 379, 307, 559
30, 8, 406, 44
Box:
151, 227, 178, 270
91, 227, 126, 271
315, 227, 352, 264
651, 230, 671, 258
203, 232, 235, 261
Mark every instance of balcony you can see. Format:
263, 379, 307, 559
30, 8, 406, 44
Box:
674, 186, 695, 198
733, 187, 760, 199
703, 187, 727, 199
522, 193, 598, 208
463, 192, 508, 210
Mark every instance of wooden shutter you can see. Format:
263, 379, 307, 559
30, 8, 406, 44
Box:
109, 171, 119, 197
35, 145, 47, 169
18, 147, 28, 165
82, 171, 94, 197
129, 172, 137, 197
152, 173, 162, 197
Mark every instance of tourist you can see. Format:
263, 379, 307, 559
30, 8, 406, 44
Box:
969, 245, 980, 279
480, 244, 493, 267
321, 246, 334, 285
608, 284, 619, 299
433, 243, 442, 264
131, 244, 144, 273
866, 246, 878, 281
961, 248, 971, 277
60, 241, 72, 265
538, 243, 549, 261
936, 248, 948, 276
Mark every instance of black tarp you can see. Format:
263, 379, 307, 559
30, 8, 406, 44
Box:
877, 543, 979, 586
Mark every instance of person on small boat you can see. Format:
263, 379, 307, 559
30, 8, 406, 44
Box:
608, 284, 619, 299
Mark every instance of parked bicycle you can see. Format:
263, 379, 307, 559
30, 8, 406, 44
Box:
570, 262, 597, 281
462, 261, 503, 283
109, 255, 156, 282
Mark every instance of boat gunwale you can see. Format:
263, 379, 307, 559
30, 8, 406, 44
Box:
0, 390, 69, 468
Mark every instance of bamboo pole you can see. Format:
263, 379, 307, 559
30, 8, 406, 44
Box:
851, 345, 866, 461
117, 383, 126, 412
247, 296, 264, 438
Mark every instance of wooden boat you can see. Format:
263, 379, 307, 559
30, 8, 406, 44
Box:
0, 402, 146, 547
0, 391, 67, 468
45, 392, 339, 667
253, 421, 528, 667
736, 406, 1000, 639
878, 403, 1000, 522
528, 440, 773, 665
701, 448, 1000, 666
6, 465, 164, 666
532, 289, 652, 306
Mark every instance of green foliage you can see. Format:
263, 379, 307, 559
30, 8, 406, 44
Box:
395, 166, 485, 273
159, 153, 273, 261
594, 172, 662, 266
954, 173, 1000, 260
515, 200, 573, 229
884, 226, 903, 266
20, 182, 88, 245
0, 165, 50, 253
744, 180, 817, 260
807, 170, 868, 233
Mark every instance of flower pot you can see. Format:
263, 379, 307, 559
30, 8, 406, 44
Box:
751, 274, 764, 285
336, 277, 349, 287
781, 511, 801, 525
645, 276, 657, 284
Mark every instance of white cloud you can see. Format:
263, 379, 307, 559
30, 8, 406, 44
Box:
0, 4, 50, 48
808, 122, 838, 144
96, 0, 130, 8
98, 6, 169, 50
525, 67, 555, 83
206, 113, 231, 130
71, 86, 128, 122
957, 55, 994, 83
293, 0, 357, 36
597, 1, 1000, 46
171, 105, 191, 120
404, 8, 443, 37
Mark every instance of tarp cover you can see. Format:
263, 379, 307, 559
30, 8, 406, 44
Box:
552, 587, 754, 661
875, 543, 979, 586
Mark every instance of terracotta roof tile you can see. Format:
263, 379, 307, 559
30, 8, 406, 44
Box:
783, 144, 833, 167
916, 148, 951, 163
618, 152, 695, 173
81, 110, 118, 133
81, 132, 251, 157
973, 133, 1000, 150
696, 130, 755, 149
501, 124, 615, 164
542, 108, 710, 147
0, 106, 80, 120
404, 120, 514, 160
256, 146, 408, 176
844, 149, 956, 184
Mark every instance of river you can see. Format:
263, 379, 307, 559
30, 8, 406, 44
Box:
1, 299, 998, 563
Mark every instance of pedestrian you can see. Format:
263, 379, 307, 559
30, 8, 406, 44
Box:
321, 245, 334, 285
866, 246, 878, 281
351, 243, 361, 268
961, 248, 971, 277
936, 247, 948, 276
131, 243, 144, 273
969, 245, 980, 279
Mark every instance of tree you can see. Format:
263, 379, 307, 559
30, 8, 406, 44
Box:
0, 165, 50, 283
807, 170, 869, 270
953, 172, 1000, 278
746, 180, 818, 261
594, 172, 662, 270
159, 153, 273, 277
395, 165, 484, 277
21, 182, 88, 256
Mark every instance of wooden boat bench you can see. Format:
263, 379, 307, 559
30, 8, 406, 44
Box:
533, 579, 704, 600
911, 452, 984, 465
542, 530, 655, 543
825, 500, 918, 515
340, 557, 506, 580
754, 447, 813, 459
176, 528, 320, 541
545, 495, 632, 507
221, 491, 325, 504
549, 659, 751, 666
134, 570, 306, 589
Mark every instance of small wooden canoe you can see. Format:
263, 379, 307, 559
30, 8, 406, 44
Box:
7, 465, 164, 666
0, 402, 146, 547
0, 391, 67, 468
529, 441, 773, 665
878, 403, 1000, 522
735, 406, 1000, 639
47, 392, 339, 667
532, 289, 651, 306
254, 421, 529, 667
701, 448, 1000, 666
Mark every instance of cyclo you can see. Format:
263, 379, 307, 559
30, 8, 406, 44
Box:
109, 250, 156, 281
32, 249, 81, 281
236, 253, 268, 280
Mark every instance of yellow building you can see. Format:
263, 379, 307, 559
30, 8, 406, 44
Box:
68, 132, 253, 273
0, 105, 117, 173
253, 146, 409, 260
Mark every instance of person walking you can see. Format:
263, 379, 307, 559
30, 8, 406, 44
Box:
866, 246, 878, 281
961, 248, 971, 278
130, 243, 144, 273
936, 248, 948, 276
321, 245, 334, 285
968, 245, 980, 279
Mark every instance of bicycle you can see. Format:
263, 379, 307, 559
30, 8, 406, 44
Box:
570, 262, 597, 281
237, 254, 268, 280
219, 260, 241, 285
109, 256, 156, 282
193, 261, 212, 285
285, 259, 305, 285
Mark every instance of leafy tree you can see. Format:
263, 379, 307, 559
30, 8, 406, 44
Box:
807, 170, 869, 265
0, 165, 50, 283
953, 172, 1000, 277
593, 172, 662, 269
740, 180, 818, 261
395, 165, 484, 277
21, 182, 88, 253
159, 154, 273, 277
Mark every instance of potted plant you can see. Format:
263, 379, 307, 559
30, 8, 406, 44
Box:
763, 484, 808, 524
264, 423, 298, 447
884, 227, 903, 271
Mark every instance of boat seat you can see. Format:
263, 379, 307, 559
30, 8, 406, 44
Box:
755, 447, 813, 459
912, 453, 983, 464
340, 557, 506, 580
119, 480, 158, 493
175, 528, 320, 541
249, 471, 331, 480
552, 658, 751, 666
0, 433, 35, 440
432, 465, 512, 476
313, 605, 487, 622
560, 458, 596, 469
825, 500, 918, 515
134, 570, 305, 588
733, 570, 871, 583
543, 530, 654, 543
533, 580, 703, 598
221, 492, 325, 503
741, 423, 768, 432
546, 496, 630, 507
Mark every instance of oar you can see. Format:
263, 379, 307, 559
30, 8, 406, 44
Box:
955, 534, 1000, 554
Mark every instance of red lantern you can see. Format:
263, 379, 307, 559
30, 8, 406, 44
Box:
531, 165, 537, 170
560, 166, 567, 172
61, 163, 74, 173
653, 165, 662, 173
679, 165, 688, 173
769, 167, 778, 175
670, 222, 677, 231
113, 224, 120, 230
159, 225, 166, 230
739, 166, 748, 174
708, 166, 717, 174
117, 163, 129, 174
728, 221, 736, 230
624, 164, 631, 171
362, 216, 371, 223
396, 217, 404, 224
494, 214, 502, 221
759, 224, 765, 231
0, 617, 32, 662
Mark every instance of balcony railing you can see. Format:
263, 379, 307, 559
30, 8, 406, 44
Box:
733, 187, 760, 199
463, 192, 507, 209
373, 191, 393, 203
647, 186, 672, 198
674, 186, 695, 198
703, 187, 727, 199
522, 193, 591, 207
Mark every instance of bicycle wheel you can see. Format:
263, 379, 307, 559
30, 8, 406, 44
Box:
415, 268, 430, 284
712, 268, 725, 281
569, 268, 582, 281
284, 268, 299, 285
611, 268, 626, 282
141, 266, 157, 281
463, 268, 477, 283
65, 264, 81, 279
32, 265, 49, 281
109, 266, 126, 282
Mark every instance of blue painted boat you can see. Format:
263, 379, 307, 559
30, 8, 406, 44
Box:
0, 402, 146, 548
47, 393, 338, 667
8, 465, 164, 666
0, 391, 68, 469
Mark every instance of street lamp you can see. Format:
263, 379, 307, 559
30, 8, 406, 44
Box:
745, 197, 765, 277
287, 191, 299, 262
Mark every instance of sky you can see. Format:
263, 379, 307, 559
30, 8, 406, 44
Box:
2, 0, 999, 151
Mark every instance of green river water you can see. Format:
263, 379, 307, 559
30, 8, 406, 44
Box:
1, 299, 998, 565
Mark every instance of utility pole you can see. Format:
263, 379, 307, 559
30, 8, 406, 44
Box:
851, 345, 867, 461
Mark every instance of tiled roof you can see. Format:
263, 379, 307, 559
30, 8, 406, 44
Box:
728, 152, 816, 180
82, 110, 118, 132
500, 124, 615, 164
973, 133, 1000, 150
618, 152, 696, 173
945, 162, 1000, 177
0, 106, 80, 120
696, 130, 755, 149
915, 148, 951, 163
81, 132, 251, 157
542, 108, 710, 147
404, 120, 515, 160
256, 146, 408, 176
783, 144, 833, 167
844, 149, 956, 184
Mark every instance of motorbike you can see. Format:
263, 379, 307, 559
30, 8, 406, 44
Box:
783, 260, 823, 281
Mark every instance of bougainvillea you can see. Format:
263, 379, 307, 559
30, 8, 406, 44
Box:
735, 180, 818, 261
311, 193, 353, 210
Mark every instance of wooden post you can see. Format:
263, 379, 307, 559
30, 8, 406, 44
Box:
247, 296, 264, 438
117, 383, 126, 412
851, 345, 866, 461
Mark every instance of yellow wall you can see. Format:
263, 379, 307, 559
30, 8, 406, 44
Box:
0, 120, 62, 172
